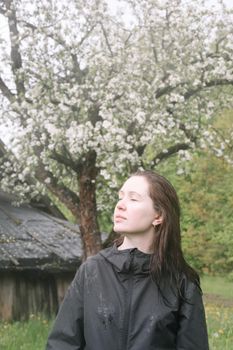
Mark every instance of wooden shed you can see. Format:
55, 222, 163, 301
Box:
0, 191, 82, 321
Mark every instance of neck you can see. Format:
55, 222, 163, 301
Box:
118, 234, 154, 254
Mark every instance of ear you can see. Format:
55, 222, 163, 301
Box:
152, 215, 163, 226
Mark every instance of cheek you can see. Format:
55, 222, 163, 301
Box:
132, 207, 154, 222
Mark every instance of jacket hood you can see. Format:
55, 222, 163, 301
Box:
99, 244, 151, 275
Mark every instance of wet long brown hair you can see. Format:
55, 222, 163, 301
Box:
130, 170, 200, 298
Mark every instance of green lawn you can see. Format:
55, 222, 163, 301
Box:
0, 315, 53, 350
0, 275, 232, 350
205, 303, 233, 350
201, 275, 233, 299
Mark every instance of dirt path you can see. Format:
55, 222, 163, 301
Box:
203, 293, 233, 307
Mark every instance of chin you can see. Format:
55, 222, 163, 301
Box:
113, 224, 125, 234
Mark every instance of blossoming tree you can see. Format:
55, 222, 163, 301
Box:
0, 0, 232, 257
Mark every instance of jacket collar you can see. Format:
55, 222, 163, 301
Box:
99, 244, 151, 275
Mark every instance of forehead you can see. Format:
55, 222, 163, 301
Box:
120, 176, 150, 195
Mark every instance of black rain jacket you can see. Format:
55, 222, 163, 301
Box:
46, 245, 209, 350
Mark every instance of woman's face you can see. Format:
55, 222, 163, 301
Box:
113, 176, 158, 236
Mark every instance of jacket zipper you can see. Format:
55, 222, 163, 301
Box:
120, 251, 134, 350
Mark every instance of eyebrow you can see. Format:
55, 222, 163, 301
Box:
118, 190, 142, 198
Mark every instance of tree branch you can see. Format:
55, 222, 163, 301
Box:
20, 19, 95, 86
71, 53, 87, 84
0, 138, 68, 219
0, 1, 6, 15
179, 123, 198, 143
34, 164, 81, 219
99, 22, 114, 57
212, 126, 233, 152
0, 76, 15, 101
5, 0, 25, 97
155, 84, 176, 98
184, 79, 233, 100
155, 76, 233, 101
50, 148, 82, 173
0, 138, 8, 158
152, 143, 191, 164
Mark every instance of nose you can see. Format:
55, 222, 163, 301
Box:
116, 198, 126, 210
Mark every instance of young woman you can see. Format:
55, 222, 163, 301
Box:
46, 170, 209, 350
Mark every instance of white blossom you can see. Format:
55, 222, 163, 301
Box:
0, 0, 232, 209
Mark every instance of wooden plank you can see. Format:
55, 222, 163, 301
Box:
0, 273, 14, 321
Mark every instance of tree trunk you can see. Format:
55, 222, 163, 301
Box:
78, 150, 102, 259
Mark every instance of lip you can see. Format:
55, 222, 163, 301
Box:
114, 215, 126, 221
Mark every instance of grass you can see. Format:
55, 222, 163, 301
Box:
201, 275, 233, 299
205, 303, 233, 350
0, 275, 232, 350
0, 314, 53, 350
201, 275, 233, 349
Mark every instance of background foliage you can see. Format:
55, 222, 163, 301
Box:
156, 111, 233, 276
0, 0, 233, 259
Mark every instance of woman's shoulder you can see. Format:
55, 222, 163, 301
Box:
71, 248, 111, 288
77, 246, 114, 271
179, 272, 203, 301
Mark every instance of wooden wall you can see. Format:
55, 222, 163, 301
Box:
0, 270, 74, 321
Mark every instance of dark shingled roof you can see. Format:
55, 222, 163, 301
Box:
0, 191, 82, 272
